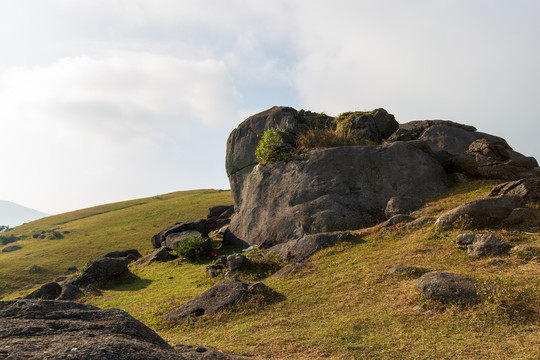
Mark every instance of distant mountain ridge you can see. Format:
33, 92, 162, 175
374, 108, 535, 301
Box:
0, 200, 48, 227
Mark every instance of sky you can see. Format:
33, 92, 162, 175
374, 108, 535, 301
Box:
1, 0, 539, 215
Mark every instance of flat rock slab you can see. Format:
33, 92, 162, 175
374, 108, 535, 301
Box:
0, 300, 175, 360
163, 279, 250, 323
272, 263, 308, 278
134, 247, 171, 266
435, 195, 525, 229
265, 231, 350, 263
417, 272, 480, 304
490, 178, 540, 204
68, 256, 131, 287
1, 245, 21, 253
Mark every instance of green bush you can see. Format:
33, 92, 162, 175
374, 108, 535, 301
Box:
255, 128, 293, 166
175, 234, 211, 261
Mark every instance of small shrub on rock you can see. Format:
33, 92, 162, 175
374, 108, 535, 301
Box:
175, 234, 211, 261
255, 128, 294, 166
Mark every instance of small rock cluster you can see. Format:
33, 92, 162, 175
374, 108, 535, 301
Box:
206, 254, 246, 278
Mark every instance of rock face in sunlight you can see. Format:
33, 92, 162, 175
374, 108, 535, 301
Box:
225, 107, 540, 247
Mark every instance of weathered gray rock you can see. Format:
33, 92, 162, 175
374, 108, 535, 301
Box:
337, 109, 398, 144
504, 207, 536, 225
64, 266, 78, 275
134, 247, 171, 266
226, 254, 246, 272
408, 216, 437, 227
58, 283, 84, 301
380, 214, 414, 228
418, 124, 479, 155
435, 195, 525, 229
165, 230, 201, 251
490, 178, 540, 204
103, 249, 142, 261
510, 245, 540, 258
385, 196, 422, 218
1, 244, 21, 253
68, 256, 131, 287
0, 299, 250, 360
229, 142, 447, 246
265, 231, 350, 263
28, 265, 41, 273
151, 219, 221, 249
456, 233, 510, 257
163, 279, 250, 323
388, 120, 477, 142
24, 282, 62, 300
271, 263, 307, 278
206, 263, 225, 278
417, 272, 480, 304
207, 205, 234, 219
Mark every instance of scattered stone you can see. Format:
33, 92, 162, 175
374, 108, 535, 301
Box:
68, 256, 131, 287
490, 178, 540, 204
58, 283, 84, 301
174, 344, 252, 359
24, 282, 62, 300
417, 271, 480, 304
467, 234, 510, 257
435, 195, 525, 229
84, 284, 101, 295
248, 282, 267, 292
103, 249, 142, 261
2, 235, 19, 244
28, 265, 41, 273
55, 276, 67, 282
385, 197, 422, 219
1, 245, 21, 253
413, 305, 434, 315
64, 266, 79, 275
265, 231, 350, 263
226, 254, 246, 272
134, 247, 171, 266
272, 263, 307, 278
163, 279, 250, 323
380, 214, 414, 228
455, 233, 510, 256
206, 263, 225, 278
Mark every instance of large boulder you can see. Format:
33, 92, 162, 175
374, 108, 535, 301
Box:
103, 249, 142, 261
435, 195, 525, 229
455, 233, 511, 257
228, 141, 448, 246
417, 272, 480, 304
0, 299, 250, 359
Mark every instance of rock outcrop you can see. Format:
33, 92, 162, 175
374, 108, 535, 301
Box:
225, 106, 540, 251
228, 141, 447, 247
0, 299, 250, 360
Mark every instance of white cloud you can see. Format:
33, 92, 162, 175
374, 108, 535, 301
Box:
0, 52, 242, 213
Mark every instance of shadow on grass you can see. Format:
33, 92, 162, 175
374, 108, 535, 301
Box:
101, 271, 153, 291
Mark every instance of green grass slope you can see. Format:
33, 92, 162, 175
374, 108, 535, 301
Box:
0, 189, 232, 296
1, 181, 539, 359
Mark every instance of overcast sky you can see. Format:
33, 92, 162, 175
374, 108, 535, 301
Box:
1, 0, 539, 215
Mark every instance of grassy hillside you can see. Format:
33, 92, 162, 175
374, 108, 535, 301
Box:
0, 189, 232, 296
1, 181, 539, 359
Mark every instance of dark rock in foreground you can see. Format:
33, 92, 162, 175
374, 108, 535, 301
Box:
0, 299, 250, 360
417, 272, 480, 304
